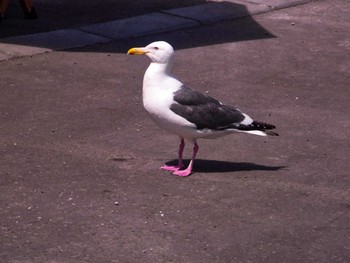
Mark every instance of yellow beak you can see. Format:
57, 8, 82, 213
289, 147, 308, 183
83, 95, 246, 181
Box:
127, 47, 148, 55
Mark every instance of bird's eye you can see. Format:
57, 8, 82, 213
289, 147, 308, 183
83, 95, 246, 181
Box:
154, 47, 159, 50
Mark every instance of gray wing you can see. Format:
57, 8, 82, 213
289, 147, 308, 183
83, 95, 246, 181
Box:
170, 86, 245, 130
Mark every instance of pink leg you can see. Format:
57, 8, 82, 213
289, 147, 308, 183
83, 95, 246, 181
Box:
160, 138, 185, 171
173, 142, 199, 177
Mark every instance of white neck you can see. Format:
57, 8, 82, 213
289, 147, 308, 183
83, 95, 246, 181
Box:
142, 61, 183, 96
149, 61, 172, 74
143, 62, 172, 87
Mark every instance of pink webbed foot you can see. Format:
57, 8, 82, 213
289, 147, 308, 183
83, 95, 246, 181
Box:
160, 139, 197, 177
160, 164, 184, 172
172, 168, 192, 177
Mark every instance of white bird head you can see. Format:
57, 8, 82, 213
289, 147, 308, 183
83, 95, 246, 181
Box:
127, 41, 174, 64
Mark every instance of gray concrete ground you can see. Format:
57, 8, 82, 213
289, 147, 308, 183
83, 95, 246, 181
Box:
1, 0, 350, 262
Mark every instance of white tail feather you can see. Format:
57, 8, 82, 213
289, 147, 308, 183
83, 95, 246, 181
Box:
235, 130, 267, 136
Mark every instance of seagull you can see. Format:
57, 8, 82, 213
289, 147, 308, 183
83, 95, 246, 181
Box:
127, 41, 278, 177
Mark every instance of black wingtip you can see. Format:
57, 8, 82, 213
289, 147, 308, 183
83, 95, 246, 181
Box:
237, 121, 278, 136
252, 121, 276, 130
265, 130, 279, 136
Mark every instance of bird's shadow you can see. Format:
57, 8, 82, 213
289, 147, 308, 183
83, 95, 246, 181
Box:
165, 159, 287, 173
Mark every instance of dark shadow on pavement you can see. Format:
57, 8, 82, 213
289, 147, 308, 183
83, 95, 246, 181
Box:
0, 0, 206, 38
165, 159, 287, 174
0, 1, 275, 52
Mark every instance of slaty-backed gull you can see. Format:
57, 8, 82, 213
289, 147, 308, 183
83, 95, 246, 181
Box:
128, 41, 278, 177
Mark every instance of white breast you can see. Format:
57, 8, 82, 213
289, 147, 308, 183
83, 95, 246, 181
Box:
142, 63, 197, 138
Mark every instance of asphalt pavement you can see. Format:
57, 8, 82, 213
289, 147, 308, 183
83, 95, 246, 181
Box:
1, 0, 350, 262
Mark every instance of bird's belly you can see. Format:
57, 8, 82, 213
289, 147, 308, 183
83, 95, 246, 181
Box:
144, 102, 233, 140
142, 88, 234, 140
143, 97, 198, 138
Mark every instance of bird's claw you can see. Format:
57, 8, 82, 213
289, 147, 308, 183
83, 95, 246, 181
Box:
160, 165, 183, 172
172, 169, 192, 177
160, 164, 191, 176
